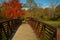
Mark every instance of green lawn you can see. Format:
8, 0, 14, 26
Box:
2, 32, 6, 40
44, 21, 60, 27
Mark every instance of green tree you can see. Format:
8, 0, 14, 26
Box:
48, 0, 60, 20
55, 4, 60, 20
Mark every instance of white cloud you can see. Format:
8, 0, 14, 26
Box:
22, 8, 29, 10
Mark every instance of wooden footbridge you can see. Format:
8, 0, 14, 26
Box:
0, 18, 60, 40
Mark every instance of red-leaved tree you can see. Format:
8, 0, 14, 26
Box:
3, 0, 25, 19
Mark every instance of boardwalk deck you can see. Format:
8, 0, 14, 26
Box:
12, 24, 38, 40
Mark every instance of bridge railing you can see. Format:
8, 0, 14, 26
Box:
0, 18, 22, 40
27, 18, 57, 40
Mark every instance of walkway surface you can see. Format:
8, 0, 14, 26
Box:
11, 23, 60, 40
12, 24, 38, 40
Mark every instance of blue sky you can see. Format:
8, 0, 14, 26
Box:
20, 0, 50, 8
20, 0, 60, 8
0, 0, 60, 8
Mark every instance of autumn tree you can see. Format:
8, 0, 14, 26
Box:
1, 0, 25, 19
0, 1, 8, 20
43, 8, 51, 20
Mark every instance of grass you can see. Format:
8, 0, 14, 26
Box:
2, 32, 7, 40
44, 21, 60, 27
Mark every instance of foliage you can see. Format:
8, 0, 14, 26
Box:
43, 8, 51, 20
44, 21, 60, 27
0, 0, 25, 19
27, 7, 44, 20
55, 4, 60, 20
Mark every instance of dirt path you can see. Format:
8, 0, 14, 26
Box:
12, 24, 38, 40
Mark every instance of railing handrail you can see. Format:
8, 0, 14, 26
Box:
29, 17, 57, 28
27, 17, 57, 40
0, 17, 57, 40
0, 18, 19, 24
0, 18, 22, 40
